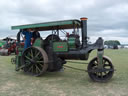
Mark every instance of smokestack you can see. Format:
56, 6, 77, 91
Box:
80, 17, 88, 48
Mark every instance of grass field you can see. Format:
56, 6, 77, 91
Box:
0, 49, 128, 96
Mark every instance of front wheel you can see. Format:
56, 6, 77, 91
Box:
88, 56, 114, 82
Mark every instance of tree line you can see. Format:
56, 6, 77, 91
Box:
104, 40, 120, 49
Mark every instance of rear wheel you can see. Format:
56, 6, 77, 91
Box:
88, 56, 114, 82
45, 34, 60, 45
22, 47, 48, 76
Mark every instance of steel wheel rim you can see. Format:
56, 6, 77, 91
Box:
22, 47, 48, 76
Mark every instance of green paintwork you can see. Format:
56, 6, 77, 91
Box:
0, 43, 2, 47
19, 52, 22, 56
18, 48, 24, 52
33, 38, 43, 48
53, 42, 68, 52
0, 41, 6, 46
68, 37, 76, 50
11, 20, 81, 31
97, 50, 104, 69
15, 55, 22, 71
15, 46, 23, 71
0, 41, 6, 48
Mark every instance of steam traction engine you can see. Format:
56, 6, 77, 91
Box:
0, 38, 17, 56
11, 17, 114, 82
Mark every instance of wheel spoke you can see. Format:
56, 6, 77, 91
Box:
25, 56, 31, 61
36, 65, 42, 73
104, 71, 107, 75
38, 56, 43, 60
35, 65, 38, 74
93, 62, 98, 66
100, 72, 103, 79
34, 49, 38, 56
25, 60, 30, 62
31, 49, 34, 58
37, 61, 44, 63
28, 65, 33, 72
25, 60, 31, 64
28, 51, 33, 58
38, 63, 43, 68
35, 52, 40, 58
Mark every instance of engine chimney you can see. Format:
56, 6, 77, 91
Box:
80, 17, 88, 48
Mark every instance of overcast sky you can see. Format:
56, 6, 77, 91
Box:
0, 0, 128, 44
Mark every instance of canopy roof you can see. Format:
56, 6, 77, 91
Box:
11, 19, 81, 31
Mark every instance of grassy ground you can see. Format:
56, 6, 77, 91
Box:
0, 49, 128, 96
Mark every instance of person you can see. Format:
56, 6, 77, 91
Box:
32, 30, 40, 43
22, 28, 33, 49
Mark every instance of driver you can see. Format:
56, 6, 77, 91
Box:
22, 28, 34, 49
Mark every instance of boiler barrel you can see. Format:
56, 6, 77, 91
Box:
56, 51, 89, 60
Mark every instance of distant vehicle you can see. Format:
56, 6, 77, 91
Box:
0, 37, 17, 55
124, 46, 128, 49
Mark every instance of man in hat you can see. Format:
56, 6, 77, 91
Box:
22, 29, 34, 49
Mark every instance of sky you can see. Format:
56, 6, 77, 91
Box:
0, 0, 128, 44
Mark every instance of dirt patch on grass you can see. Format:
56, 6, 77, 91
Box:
43, 83, 66, 96
50, 86, 66, 96
0, 81, 16, 92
